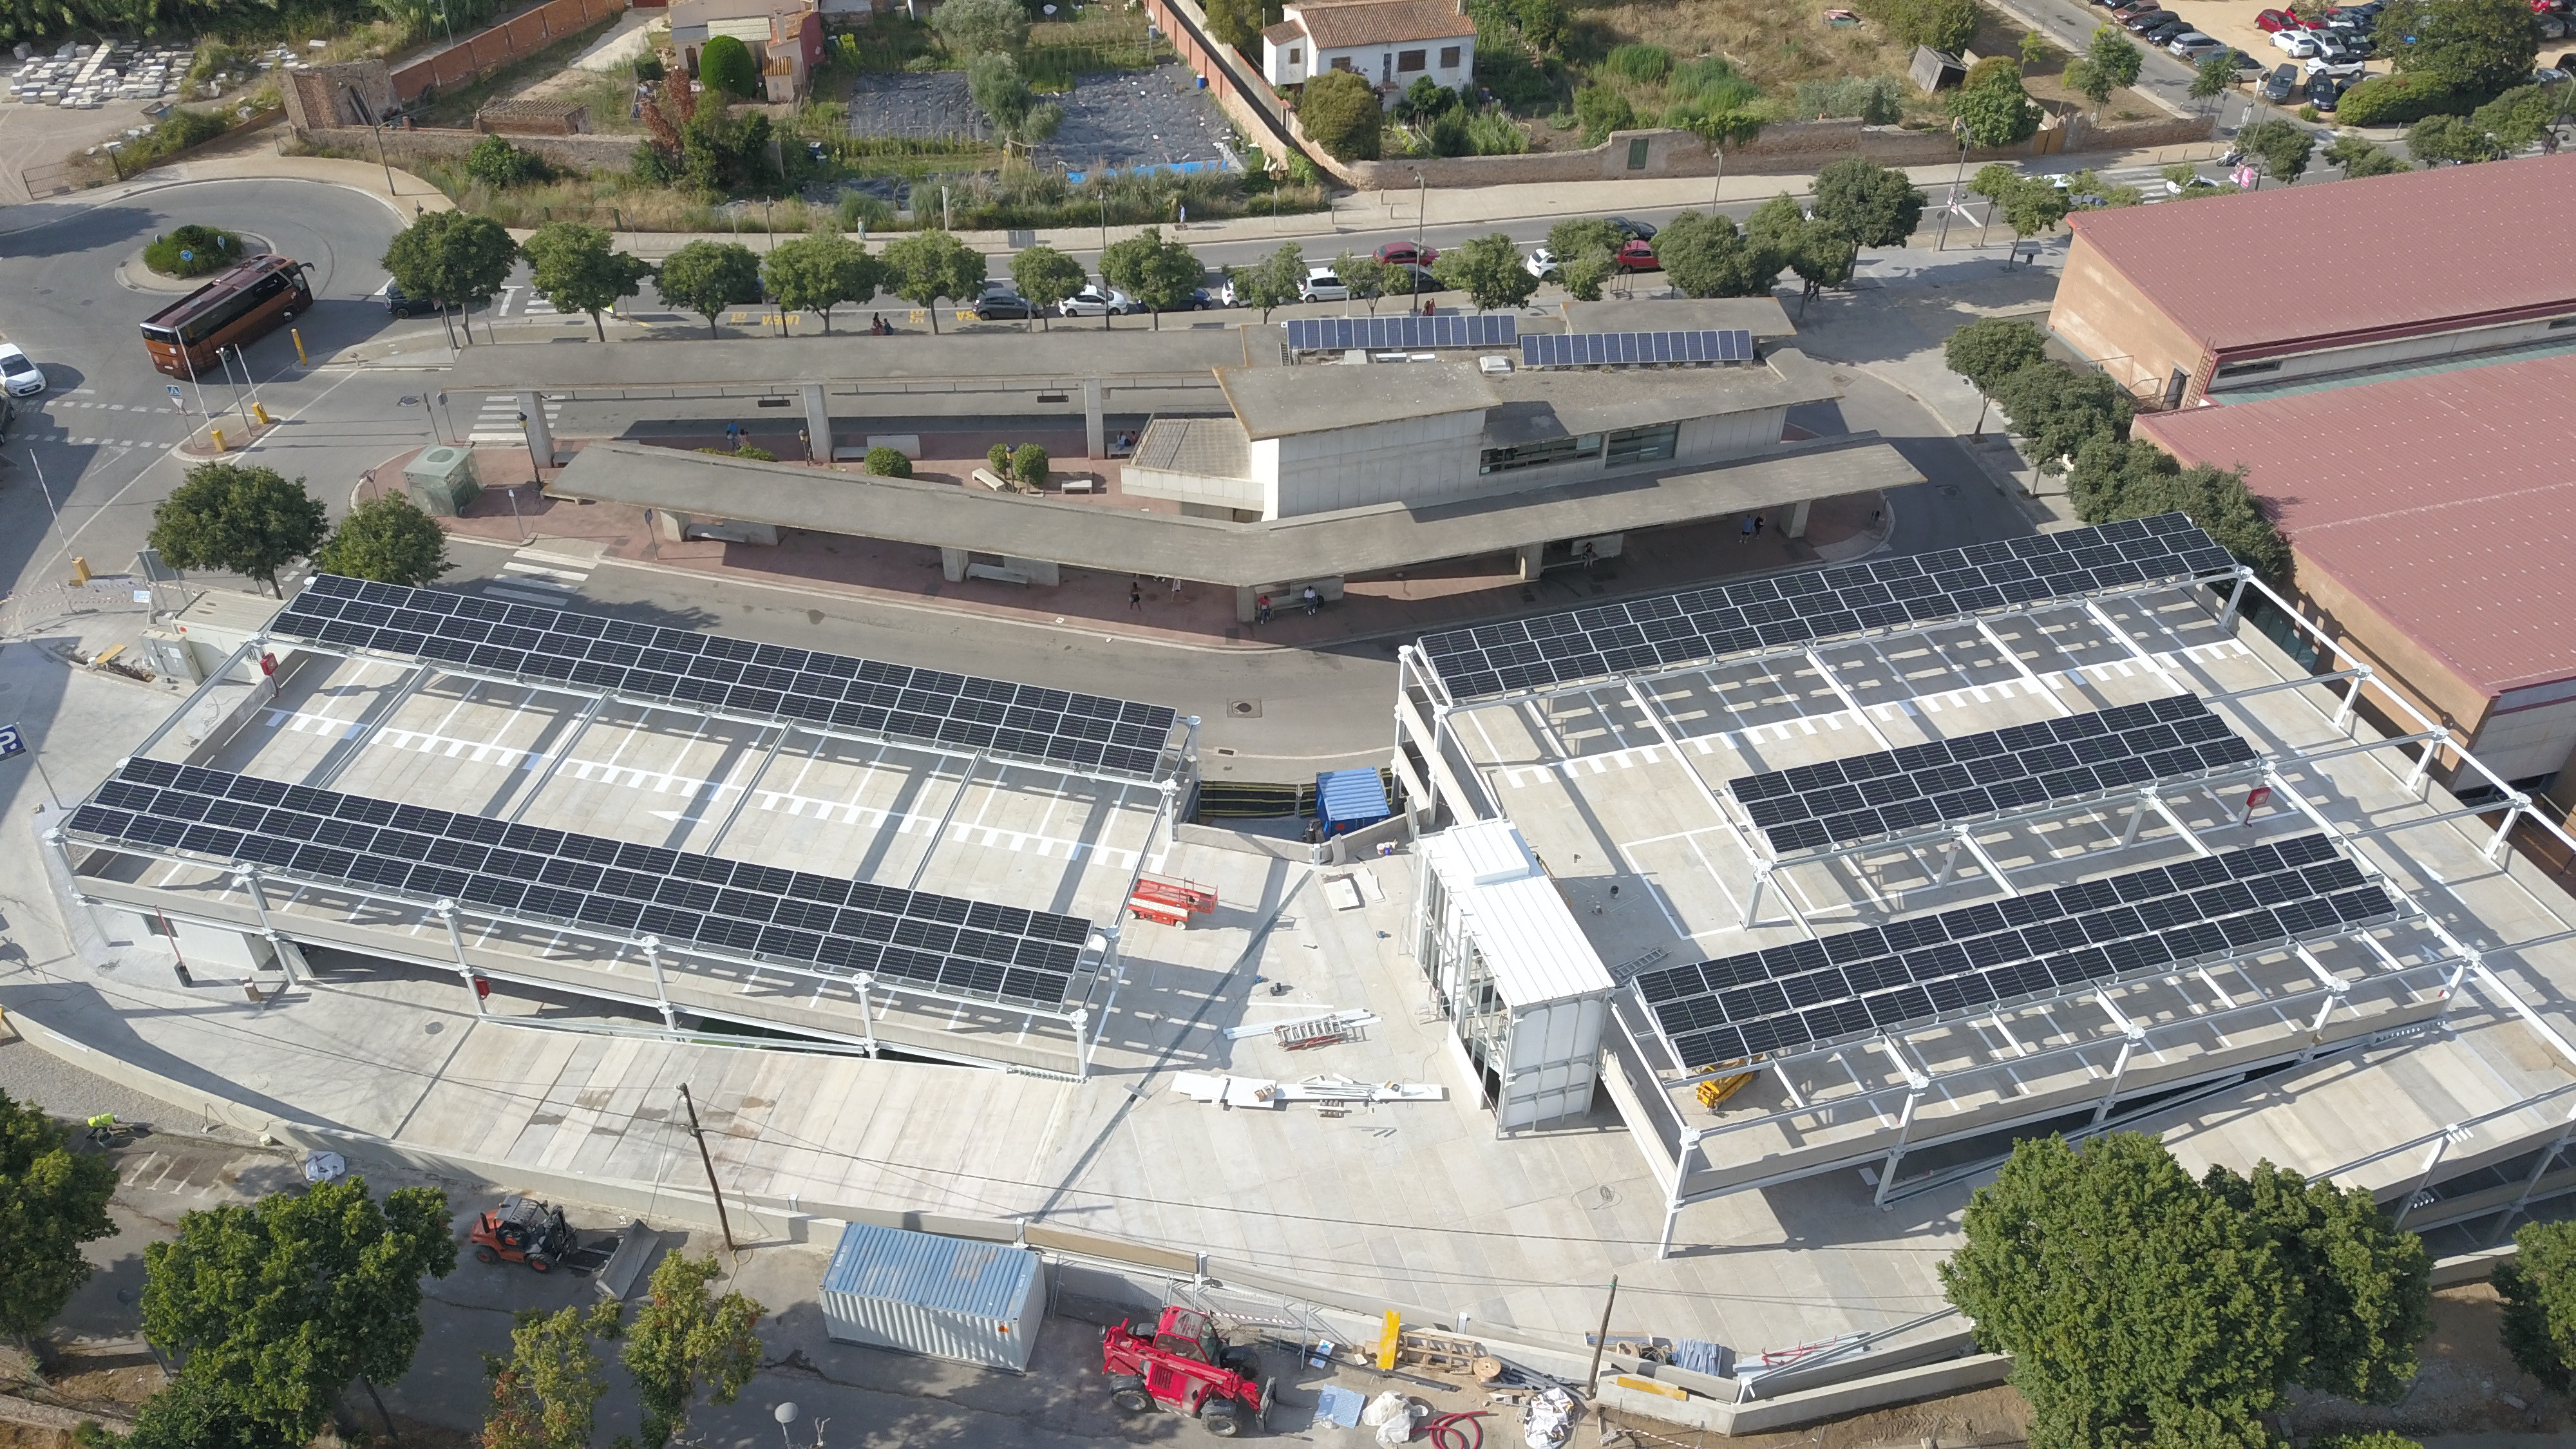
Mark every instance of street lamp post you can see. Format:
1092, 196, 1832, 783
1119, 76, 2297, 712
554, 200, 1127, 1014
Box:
1934, 131, 1970, 251
215, 345, 254, 434
516, 410, 544, 490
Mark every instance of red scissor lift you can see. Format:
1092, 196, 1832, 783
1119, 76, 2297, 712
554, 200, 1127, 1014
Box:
1128, 875, 1217, 927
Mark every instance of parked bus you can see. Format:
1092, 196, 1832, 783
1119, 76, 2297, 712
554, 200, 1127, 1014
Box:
140, 254, 312, 379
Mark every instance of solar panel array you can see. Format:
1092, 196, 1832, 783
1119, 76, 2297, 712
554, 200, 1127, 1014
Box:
1732, 695, 2258, 855
1636, 833, 2392, 1070
1519, 329, 1754, 368
1283, 314, 1517, 352
70, 759, 1094, 1011
270, 576, 1178, 780
1420, 514, 2237, 703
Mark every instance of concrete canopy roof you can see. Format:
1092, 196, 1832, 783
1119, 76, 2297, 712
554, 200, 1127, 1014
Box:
442, 329, 1269, 395
1481, 348, 1839, 438
1561, 296, 1798, 339
1217, 361, 1496, 439
546, 435, 1920, 585
2135, 353, 2576, 700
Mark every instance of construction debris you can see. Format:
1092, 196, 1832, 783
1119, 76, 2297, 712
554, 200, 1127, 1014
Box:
1172, 1072, 1446, 1110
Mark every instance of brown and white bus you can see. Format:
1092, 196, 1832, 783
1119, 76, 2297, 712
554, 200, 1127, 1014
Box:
140, 254, 313, 379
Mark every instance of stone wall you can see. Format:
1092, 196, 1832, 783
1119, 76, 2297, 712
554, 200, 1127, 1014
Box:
387, 0, 627, 102
302, 124, 641, 172
280, 59, 399, 129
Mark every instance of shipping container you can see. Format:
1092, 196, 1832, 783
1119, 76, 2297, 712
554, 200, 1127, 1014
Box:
817, 1222, 1046, 1372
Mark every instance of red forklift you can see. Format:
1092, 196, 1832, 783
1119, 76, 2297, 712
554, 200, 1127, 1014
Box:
1101, 1306, 1273, 1437
468, 1197, 576, 1273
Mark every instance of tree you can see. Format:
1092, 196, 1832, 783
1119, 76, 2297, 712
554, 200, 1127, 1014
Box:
2018, 27, 2053, 70
655, 240, 764, 339
880, 229, 987, 335
520, 222, 652, 341
2202, 1159, 2429, 1403
968, 54, 1063, 155
142, 1178, 457, 1448
2237, 117, 2316, 183
481, 1303, 623, 1449
1011, 443, 1049, 487
1942, 1133, 2426, 1449
623, 1252, 764, 1449
1432, 232, 1541, 311
1547, 216, 1626, 266
1206, 0, 1260, 48
1560, 249, 1614, 303
1226, 241, 1306, 321
382, 211, 517, 345
1745, 194, 1852, 307
1100, 225, 1203, 328
2061, 167, 2145, 207
1683, 106, 1764, 191
1810, 156, 1924, 251
2066, 436, 2292, 575
1994, 174, 2070, 253
865, 445, 914, 477
1335, 250, 1390, 314
697, 33, 759, 100
2468, 82, 2557, 149
1301, 69, 1383, 160
2065, 26, 2141, 115
1990, 360, 2133, 474
313, 494, 451, 588
677, 105, 775, 193
1010, 243, 1085, 330
1653, 211, 1778, 298
1573, 81, 1636, 143
2376, 0, 2539, 100
122, 1371, 267, 1449
0, 1088, 117, 1342
149, 463, 328, 596
465, 133, 544, 188
2190, 51, 2235, 111
1944, 316, 2047, 433
1515, 0, 1567, 52
1891, 0, 1978, 52
2324, 134, 2410, 176
931, 0, 1028, 56
2407, 111, 2499, 162
2494, 1219, 2576, 1392
762, 232, 882, 335
1953, 66, 2043, 147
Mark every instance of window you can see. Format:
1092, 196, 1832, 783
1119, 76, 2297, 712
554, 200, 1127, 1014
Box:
2550, 316, 2576, 330
1330, 55, 1354, 70
1480, 434, 1602, 474
1605, 422, 1678, 465
1397, 48, 1426, 71
1289, 46, 1302, 64
2213, 358, 2281, 379
1439, 45, 1461, 68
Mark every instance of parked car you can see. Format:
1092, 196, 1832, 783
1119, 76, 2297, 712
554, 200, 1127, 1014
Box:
2254, 8, 2306, 30
1057, 285, 1139, 316
0, 343, 44, 398
2145, 19, 2192, 42
2262, 61, 2302, 100
2303, 54, 2367, 75
381, 281, 437, 318
1605, 216, 1659, 240
2307, 72, 2346, 108
1524, 246, 1560, 279
2271, 27, 2320, 53
2170, 31, 2226, 56
2224, 47, 2266, 74
1611, 238, 1659, 271
2111, 1, 2163, 19
1383, 261, 1441, 293
2125, 9, 2180, 31
1299, 266, 1350, 302
973, 290, 1038, 321
1182, 287, 1222, 310
1374, 240, 1439, 267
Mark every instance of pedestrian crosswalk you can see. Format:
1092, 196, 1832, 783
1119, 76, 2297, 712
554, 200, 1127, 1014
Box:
502, 285, 559, 317
468, 393, 562, 445
484, 547, 595, 607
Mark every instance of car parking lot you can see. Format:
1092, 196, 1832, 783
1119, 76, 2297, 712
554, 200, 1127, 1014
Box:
2113, 0, 2393, 100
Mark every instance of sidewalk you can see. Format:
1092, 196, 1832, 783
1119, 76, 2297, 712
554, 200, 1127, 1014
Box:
0, 145, 451, 236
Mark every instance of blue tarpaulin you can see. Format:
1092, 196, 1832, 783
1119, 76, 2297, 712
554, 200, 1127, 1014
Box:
1316, 768, 1390, 835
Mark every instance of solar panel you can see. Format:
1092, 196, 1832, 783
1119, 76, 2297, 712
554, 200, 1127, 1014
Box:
270, 576, 1180, 780
1519, 330, 1753, 368
68, 762, 1094, 1012
1732, 694, 2257, 854
1283, 314, 1519, 352
1631, 833, 2390, 1069
1419, 515, 2239, 703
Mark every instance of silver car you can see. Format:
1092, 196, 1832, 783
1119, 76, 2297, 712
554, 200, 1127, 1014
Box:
0, 344, 43, 398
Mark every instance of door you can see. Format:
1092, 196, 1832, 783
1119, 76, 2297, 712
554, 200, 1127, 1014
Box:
1381, 51, 1392, 84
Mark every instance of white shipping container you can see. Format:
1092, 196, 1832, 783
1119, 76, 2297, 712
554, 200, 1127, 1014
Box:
817, 1222, 1046, 1372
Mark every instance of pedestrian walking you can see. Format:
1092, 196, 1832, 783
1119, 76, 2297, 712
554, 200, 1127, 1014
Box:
1753, 513, 1766, 538
1739, 516, 1756, 544
726, 422, 742, 449
1128, 580, 1142, 611
1256, 594, 1273, 623
1170, 577, 1182, 601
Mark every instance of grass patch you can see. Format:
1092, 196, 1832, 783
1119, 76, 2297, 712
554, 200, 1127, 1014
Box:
144, 223, 249, 276
409, 15, 624, 128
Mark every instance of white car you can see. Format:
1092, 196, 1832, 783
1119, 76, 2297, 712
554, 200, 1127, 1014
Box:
0, 343, 43, 398
1524, 246, 1560, 280
2168, 32, 2224, 58
1299, 266, 1349, 303
2303, 55, 2367, 76
2271, 28, 2319, 55
1057, 285, 1138, 317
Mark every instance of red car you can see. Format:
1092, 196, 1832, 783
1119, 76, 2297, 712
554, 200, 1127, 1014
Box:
1374, 241, 1439, 267
1612, 238, 1659, 270
2255, 8, 2306, 28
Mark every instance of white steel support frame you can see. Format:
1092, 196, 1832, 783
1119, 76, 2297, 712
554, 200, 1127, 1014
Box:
307, 663, 439, 789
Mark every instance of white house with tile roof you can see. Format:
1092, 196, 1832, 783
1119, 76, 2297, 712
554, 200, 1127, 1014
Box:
1260, 0, 1477, 99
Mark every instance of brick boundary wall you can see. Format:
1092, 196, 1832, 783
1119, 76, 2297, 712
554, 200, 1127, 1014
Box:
388, 0, 628, 103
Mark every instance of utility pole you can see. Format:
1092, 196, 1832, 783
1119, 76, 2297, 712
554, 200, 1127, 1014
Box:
1584, 1276, 1619, 1393
677, 1083, 737, 1251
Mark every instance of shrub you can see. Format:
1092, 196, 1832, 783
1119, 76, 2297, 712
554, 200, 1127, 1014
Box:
836, 190, 896, 232
143, 223, 247, 278
1300, 70, 1383, 160
1573, 81, 1636, 143
2333, 73, 2463, 125
1467, 109, 1530, 154
987, 442, 1014, 474
1962, 54, 2019, 91
1011, 443, 1049, 486
1891, 0, 1979, 53
699, 34, 760, 100
465, 134, 545, 188
696, 444, 778, 461
866, 445, 914, 477
118, 106, 229, 171
1602, 43, 1671, 82
1428, 107, 1473, 155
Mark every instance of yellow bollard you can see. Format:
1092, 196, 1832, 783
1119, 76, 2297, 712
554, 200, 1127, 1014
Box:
70, 557, 91, 585
210, 426, 227, 452
253, 402, 272, 426
292, 328, 307, 366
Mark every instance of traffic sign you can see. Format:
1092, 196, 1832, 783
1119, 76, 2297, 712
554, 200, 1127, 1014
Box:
166, 383, 185, 412
0, 723, 23, 760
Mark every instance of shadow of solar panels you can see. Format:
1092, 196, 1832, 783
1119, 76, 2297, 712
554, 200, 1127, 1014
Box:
1283, 314, 1518, 352
1519, 329, 1752, 368
1731, 694, 2259, 854
1633, 833, 2394, 1071
71, 759, 1094, 1012
1419, 515, 2238, 704
267, 576, 1179, 780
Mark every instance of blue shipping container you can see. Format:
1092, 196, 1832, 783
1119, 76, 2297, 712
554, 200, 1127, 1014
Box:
818, 1222, 1046, 1372
1316, 768, 1390, 835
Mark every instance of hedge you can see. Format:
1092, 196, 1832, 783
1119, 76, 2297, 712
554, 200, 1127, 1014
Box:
2333, 74, 2465, 126
144, 223, 248, 278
